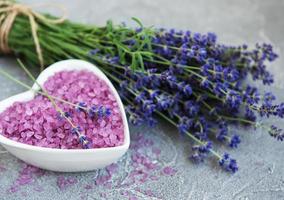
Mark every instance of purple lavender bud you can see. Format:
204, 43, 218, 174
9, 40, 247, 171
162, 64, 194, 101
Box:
263, 92, 276, 106
79, 135, 87, 144
89, 49, 100, 56
183, 85, 192, 96
71, 126, 81, 136
219, 153, 238, 173
269, 125, 284, 141
229, 134, 241, 148
63, 112, 71, 118
216, 129, 227, 142
76, 102, 87, 112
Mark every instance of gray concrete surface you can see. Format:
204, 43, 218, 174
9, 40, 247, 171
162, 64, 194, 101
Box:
0, 0, 284, 199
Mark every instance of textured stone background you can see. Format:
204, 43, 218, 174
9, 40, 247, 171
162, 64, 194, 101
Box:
0, 0, 284, 199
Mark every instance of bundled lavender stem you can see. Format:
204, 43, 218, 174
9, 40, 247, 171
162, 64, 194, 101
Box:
1, 2, 284, 173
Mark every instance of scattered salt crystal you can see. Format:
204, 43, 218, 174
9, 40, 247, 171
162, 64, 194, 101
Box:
120, 190, 129, 196
7, 163, 44, 193
0, 164, 6, 172
34, 134, 43, 140
20, 132, 26, 138
162, 166, 177, 176
25, 109, 33, 116
57, 176, 78, 190
84, 184, 92, 190
152, 147, 161, 155
100, 120, 106, 128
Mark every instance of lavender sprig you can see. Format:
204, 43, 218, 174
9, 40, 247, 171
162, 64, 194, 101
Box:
85, 24, 282, 173
16, 60, 92, 149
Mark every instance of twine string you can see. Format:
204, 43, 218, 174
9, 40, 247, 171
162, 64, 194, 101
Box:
0, 1, 67, 71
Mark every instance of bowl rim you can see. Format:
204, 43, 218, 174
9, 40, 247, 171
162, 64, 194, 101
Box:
0, 59, 130, 153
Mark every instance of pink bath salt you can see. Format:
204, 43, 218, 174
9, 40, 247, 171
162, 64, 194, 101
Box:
7, 164, 45, 193
57, 176, 78, 190
162, 166, 177, 176
100, 193, 107, 198
129, 196, 138, 200
0, 164, 6, 172
106, 163, 118, 174
0, 70, 124, 149
95, 174, 111, 186
84, 184, 93, 190
119, 190, 129, 196
33, 186, 44, 192
152, 147, 161, 155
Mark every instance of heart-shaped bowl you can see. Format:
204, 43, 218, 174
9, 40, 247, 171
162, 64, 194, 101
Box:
0, 59, 130, 172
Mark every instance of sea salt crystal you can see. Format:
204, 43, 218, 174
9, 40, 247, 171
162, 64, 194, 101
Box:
34, 134, 43, 140
162, 166, 177, 176
100, 120, 106, 128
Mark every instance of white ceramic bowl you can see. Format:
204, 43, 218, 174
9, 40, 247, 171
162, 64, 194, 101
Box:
0, 59, 130, 172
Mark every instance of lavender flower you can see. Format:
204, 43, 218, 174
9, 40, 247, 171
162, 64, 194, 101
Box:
269, 125, 284, 141
229, 135, 241, 148
85, 22, 282, 173
88, 105, 111, 118
219, 153, 238, 173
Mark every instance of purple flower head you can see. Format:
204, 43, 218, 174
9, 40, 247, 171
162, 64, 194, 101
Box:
229, 134, 241, 148
258, 104, 276, 118
192, 141, 212, 154
184, 100, 199, 116
127, 106, 144, 126
219, 153, 238, 173
87, 105, 111, 118
142, 100, 156, 116
263, 92, 276, 106
80, 136, 92, 149
261, 43, 278, 62
149, 90, 160, 99
276, 103, 284, 118
89, 49, 100, 56
245, 106, 257, 121
269, 125, 284, 141
225, 90, 242, 109
157, 94, 174, 110
71, 126, 82, 136
213, 82, 226, 97
244, 86, 260, 105
207, 32, 217, 44
223, 67, 240, 82
178, 117, 191, 135
76, 102, 87, 112
79, 135, 87, 144
64, 112, 71, 118
216, 128, 228, 142
183, 84, 192, 96
201, 64, 211, 76
135, 91, 147, 103
191, 141, 212, 162
263, 72, 274, 85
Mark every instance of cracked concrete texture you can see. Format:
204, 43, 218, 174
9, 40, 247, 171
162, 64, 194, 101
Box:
0, 0, 283, 199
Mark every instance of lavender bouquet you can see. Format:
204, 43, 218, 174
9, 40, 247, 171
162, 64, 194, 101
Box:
0, 1, 283, 173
